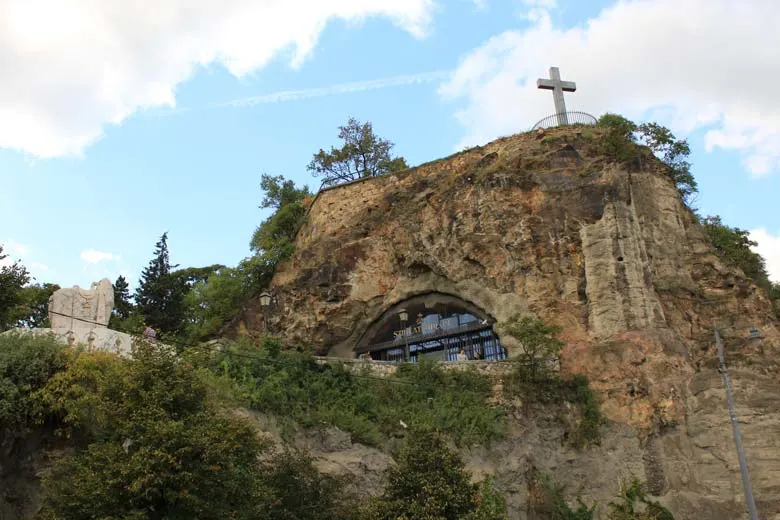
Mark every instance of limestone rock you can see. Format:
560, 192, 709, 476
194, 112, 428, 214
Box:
233, 126, 780, 519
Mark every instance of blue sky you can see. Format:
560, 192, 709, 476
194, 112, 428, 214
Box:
2, 0, 779, 290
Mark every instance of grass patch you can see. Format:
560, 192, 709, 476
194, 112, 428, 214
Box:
191, 338, 506, 447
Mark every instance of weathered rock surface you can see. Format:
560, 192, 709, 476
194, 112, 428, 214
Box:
48, 278, 113, 329
235, 127, 780, 519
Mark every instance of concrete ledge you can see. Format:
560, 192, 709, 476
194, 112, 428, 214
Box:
3, 327, 134, 356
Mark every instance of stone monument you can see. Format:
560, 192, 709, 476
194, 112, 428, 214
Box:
49, 278, 114, 329
2, 278, 133, 356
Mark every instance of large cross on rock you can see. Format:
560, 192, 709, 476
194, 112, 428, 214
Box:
537, 66, 577, 126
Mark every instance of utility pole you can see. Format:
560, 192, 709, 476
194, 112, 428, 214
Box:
713, 326, 759, 520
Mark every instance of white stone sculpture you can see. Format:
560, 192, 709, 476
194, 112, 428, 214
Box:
2, 278, 145, 358
48, 278, 114, 329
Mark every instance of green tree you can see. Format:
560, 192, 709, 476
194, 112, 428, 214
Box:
134, 233, 187, 336
0, 332, 67, 433
257, 449, 356, 520
635, 122, 697, 204
500, 315, 564, 381
182, 265, 249, 343
9, 282, 60, 328
38, 340, 268, 520
701, 216, 771, 287
364, 429, 506, 520
0, 245, 30, 331
112, 275, 133, 319
597, 114, 697, 205
250, 174, 311, 263
308, 117, 408, 186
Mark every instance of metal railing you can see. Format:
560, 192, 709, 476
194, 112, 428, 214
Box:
531, 111, 597, 130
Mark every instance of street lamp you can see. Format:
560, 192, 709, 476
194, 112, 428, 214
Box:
398, 308, 409, 362
260, 291, 272, 332
713, 324, 762, 520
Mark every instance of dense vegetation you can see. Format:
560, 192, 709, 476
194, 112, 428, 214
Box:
194, 336, 507, 447
1, 333, 508, 520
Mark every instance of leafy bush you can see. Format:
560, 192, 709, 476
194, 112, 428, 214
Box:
0, 332, 67, 432
701, 216, 772, 288
37, 339, 270, 519
198, 339, 506, 446
499, 314, 564, 381
257, 448, 358, 520
362, 429, 507, 520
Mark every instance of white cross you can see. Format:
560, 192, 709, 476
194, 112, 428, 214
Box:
537, 67, 577, 126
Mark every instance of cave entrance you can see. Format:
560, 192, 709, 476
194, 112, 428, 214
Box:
354, 293, 507, 362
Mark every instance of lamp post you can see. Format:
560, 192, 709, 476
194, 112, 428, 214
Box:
399, 308, 409, 362
713, 324, 761, 520
259, 291, 271, 332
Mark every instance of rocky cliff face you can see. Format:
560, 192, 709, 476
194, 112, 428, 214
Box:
236, 126, 780, 519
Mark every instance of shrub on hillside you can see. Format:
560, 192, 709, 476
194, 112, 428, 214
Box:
362, 429, 507, 520
36, 340, 268, 519
0, 332, 66, 432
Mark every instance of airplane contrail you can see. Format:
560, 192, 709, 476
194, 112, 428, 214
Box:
213, 69, 451, 108
144, 70, 450, 117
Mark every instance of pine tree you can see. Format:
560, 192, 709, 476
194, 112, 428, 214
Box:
112, 275, 132, 319
134, 233, 185, 336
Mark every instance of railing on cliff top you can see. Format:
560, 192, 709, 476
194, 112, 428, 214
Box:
531, 111, 597, 131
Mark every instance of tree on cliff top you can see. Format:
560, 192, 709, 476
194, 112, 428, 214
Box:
307, 117, 408, 186
597, 114, 697, 206
250, 174, 311, 264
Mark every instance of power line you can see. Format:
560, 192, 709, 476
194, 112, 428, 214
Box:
44, 309, 510, 389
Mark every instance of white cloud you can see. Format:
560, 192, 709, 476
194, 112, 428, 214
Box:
750, 229, 780, 283
439, 0, 780, 177
0, 0, 434, 158
80, 249, 117, 264
30, 262, 49, 272
4, 239, 30, 258
1, 239, 31, 266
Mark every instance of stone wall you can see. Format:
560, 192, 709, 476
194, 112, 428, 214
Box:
313, 357, 520, 378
